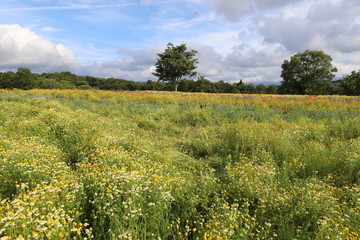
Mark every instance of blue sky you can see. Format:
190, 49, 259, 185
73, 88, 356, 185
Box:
1, 0, 360, 84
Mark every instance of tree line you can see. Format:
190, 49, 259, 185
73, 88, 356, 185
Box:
0, 43, 359, 95
0, 68, 280, 94
0, 67, 358, 95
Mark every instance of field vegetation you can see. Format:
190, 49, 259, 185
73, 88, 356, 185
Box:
0, 89, 359, 239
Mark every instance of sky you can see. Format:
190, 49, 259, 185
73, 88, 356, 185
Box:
0, 0, 359, 84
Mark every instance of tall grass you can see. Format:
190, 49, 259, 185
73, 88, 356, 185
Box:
0, 89, 359, 239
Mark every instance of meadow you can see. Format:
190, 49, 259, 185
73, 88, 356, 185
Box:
0, 89, 359, 240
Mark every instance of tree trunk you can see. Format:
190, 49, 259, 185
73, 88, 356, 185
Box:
174, 78, 179, 92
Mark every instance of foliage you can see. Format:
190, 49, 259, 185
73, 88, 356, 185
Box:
153, 42, 198, 92
193, 76, 216, 93
1, 63, 360, 95
280, 50, 338, 94
339, 70, 360, 95
0, 89, 359, 239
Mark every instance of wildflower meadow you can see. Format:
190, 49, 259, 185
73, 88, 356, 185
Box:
0, 89, 359, 239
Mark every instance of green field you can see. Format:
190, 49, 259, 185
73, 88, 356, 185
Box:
0, 89, 359, 239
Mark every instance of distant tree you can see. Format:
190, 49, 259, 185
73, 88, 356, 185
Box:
280, 50, 337, 94
339, 70, 360, 95
146, 80, 166, 91
233, 80, 246, 93
127, 81, 143, 91
244, 83, 256, 94
178, 79, 196, 92
52, 71, 78, 83
0, 71, 16, 88
316, 80, 337, 95
266, 84, 278, 94
15, 68, 38, 89
194, 76, 216, 93
153, 42, 198, 92
101, 78, 125, 90
255, 84, 267, 94
41, 72, 77, 89
38, 77, 65, 89
82, 76, 100, 88
214, 80, 234, 93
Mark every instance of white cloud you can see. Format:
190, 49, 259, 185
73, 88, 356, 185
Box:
80, 62, 154, 82
5, 0, 358, 85
222, 42, 290, 83
204, 0, 303, 21
78, 40, 289, 84
188, 42, 223, 77
79, 43, 227, 82
0, 1, 138, 12
226, 43, 287, 68
115, 45, 163, 71
259, 0, 360, 53
0, 24, 78, 72
79, 45, 164, 81
160, 13, 216, 30
187, 30, 242, 56
334, 54, 360, 77
253, 0, 360, 78
40, 26, 59, 32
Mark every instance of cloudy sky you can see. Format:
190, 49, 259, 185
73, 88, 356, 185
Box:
0, 0, 359, 84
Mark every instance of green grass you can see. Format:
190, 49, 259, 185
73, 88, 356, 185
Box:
0, 89, 359, 239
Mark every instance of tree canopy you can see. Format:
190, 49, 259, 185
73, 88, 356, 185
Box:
280, 50, 337, 94
153, 42, 198, 92
1, 47, 360, 96
0, 68, 280, 94
339, 70, 360, 95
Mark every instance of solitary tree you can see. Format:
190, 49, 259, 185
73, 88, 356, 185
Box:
153, 42, 198, 92
280, 50, 337, 94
